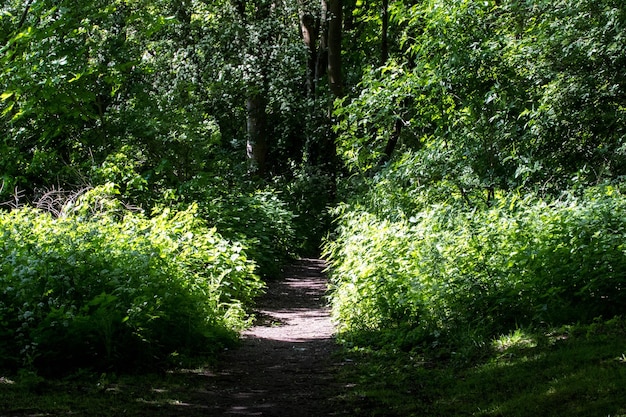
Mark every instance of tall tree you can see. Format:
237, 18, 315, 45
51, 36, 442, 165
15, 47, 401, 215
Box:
298, 0, 321, 97
231, 0, 271, 176
327, 0, 343, 98
381, 0, 389, 64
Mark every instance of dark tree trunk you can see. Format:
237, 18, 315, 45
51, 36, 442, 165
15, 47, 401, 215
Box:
246, 95, 269, 176
299, 5, 320, 97
325, 0, 343, 199
316, 0, 329, 93
381, 0, 389, 64
383, 116, 402, 160
327, 0, 343, 98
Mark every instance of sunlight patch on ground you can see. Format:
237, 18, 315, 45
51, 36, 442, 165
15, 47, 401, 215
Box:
492, 329, 537, 352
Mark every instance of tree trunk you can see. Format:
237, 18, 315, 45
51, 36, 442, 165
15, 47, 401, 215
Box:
383, 115, 402, 160
381, 0, 389, 65
325, 0, 343, 199
235, 0, 271, 177
327, 0, 343, 98
378, 98, 411, 168
246, 95, 268, 176
298, 2, 321, 97
316, 0, 329, 93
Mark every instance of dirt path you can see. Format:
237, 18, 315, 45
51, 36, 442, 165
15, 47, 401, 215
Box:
0, 258, 352, 417
205, 258, 346, 416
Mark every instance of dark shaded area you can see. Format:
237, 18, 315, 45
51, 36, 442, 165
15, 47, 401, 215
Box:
0, 259, 350, 417
334, 321, 626, 417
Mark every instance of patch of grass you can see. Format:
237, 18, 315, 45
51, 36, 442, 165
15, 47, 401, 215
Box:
0, 364, 224, 417
335, 318, 626, 417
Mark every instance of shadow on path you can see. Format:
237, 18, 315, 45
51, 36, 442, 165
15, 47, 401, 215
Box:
0, 259, 350, 417
202, 258, 344, 416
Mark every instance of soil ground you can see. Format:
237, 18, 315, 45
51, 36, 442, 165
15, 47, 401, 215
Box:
0, 258, 352, 417
203, 257, 348, 416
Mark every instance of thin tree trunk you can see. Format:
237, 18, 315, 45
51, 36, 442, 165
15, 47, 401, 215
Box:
298, 2, 320, 97
316, 0, 329, 94
235, 0, 271, 176
327, 0, 343, 98
381, 0, 389, 65
325, 0, 342, 200
383, 116, 402, 160
246, 95, 268, 176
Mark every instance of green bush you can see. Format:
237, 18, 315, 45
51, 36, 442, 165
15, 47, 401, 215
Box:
0, 185, 263, 373
279, 165, 335, 255
208, 189, 296, 279
179, 174, 297, 278
325, 183, 626, 355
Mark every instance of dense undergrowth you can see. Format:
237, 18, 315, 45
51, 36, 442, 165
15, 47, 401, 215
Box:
0, 184, 266, 374
0, 145, 328, 378
325, 161, 626, 360
322, 145, 626, 414
325, 157, 626, 415
177, 173, 298, 279
322, 0, 626, 413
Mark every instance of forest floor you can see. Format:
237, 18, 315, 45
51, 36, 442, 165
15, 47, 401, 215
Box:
3, 259, 626, 416
0, 258, 352, 417
204, 257, 349, 416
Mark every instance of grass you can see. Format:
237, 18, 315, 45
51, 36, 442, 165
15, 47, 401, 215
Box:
2, 318, 625, 416
335, 317, 626, 417
0, 364, 224, 417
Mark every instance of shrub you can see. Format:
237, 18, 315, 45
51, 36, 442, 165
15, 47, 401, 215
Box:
0, 185, 263, 373
179, 174, 297, 278
325, 183, 626, 355
278, 165, 335, 255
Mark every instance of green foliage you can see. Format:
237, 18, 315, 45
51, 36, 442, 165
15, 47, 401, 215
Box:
330, 0, 626, 395
178, 173, 297, 278
0, 0, 160, 192
0, 0, 326, 255
276, 165, 336, 255
328, 0, 626, 360
0, 185, 263, 373
325, 181, 626, 354
207, 189, 296, 279
335, 0, 626, 190
336, 319, 626, 417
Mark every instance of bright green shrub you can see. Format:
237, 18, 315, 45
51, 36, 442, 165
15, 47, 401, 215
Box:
0, 185, 263, 373
325, 184, 626, 353
324, 208, 422, 331
207, 189, 296, 279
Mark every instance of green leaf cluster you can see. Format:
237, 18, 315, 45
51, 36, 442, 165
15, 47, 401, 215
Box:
0, 186, 263, 373
325, 181, 626, 357
335, 0, 626, 189
177, 174, 297, 278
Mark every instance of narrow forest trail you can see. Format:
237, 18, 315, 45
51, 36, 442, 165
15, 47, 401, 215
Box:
0, 259, 353, 417
205, 258, 348, 416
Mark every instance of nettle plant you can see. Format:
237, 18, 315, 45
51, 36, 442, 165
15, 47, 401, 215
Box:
325, 183, 626, 354
0, 185, 263, 373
